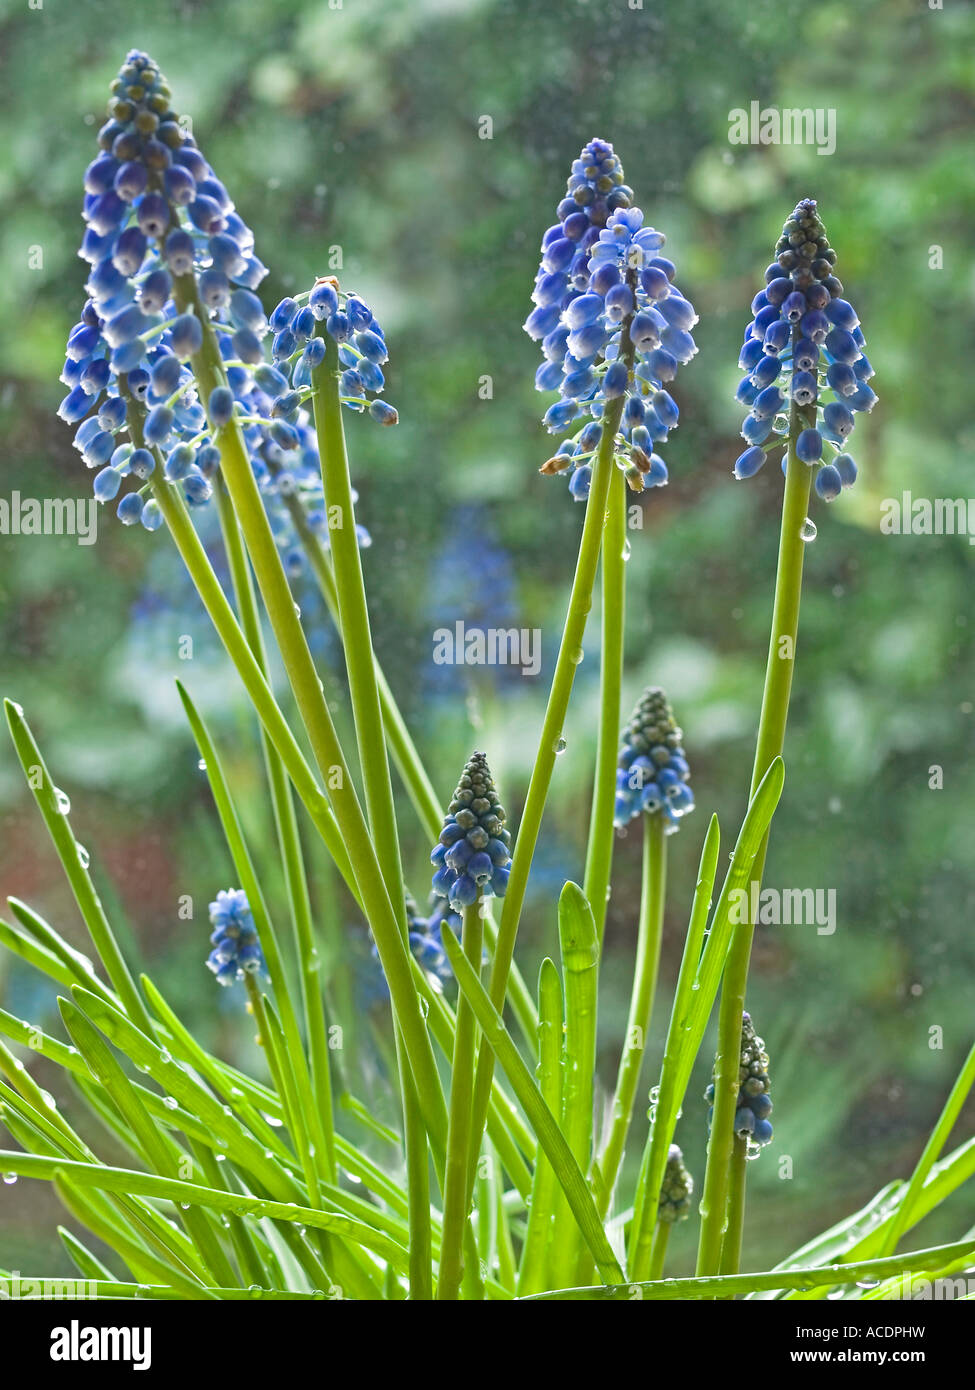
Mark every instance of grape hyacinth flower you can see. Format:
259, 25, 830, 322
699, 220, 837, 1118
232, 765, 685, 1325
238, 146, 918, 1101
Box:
271, 275, 399, 425
205, 888, 265, 987
367, 892, 460, 998
430, 752, 512, 912
733, 199, 876, 503
56, 51, 387, 558
613, 686, 694, 833
525, 138, 697, 500
657, 1144, 694, 1224
705, 1011, 774, 1152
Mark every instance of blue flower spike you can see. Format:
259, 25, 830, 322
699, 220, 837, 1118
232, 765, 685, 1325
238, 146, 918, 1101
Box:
705, 1011, 774, 1153
57, 51, 377, 560
657, 1144, 694, 1224
431, 752, 512, 913
205, 888, 266, 988
734, 199, 876, 504
527, 138, 696, 499
614, 686, 694, 834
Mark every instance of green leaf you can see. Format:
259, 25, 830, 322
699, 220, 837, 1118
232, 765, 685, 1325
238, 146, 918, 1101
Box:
3, 701, 152, 1035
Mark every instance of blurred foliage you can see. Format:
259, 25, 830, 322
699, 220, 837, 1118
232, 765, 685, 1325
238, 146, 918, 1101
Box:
1, 0, 974, 1276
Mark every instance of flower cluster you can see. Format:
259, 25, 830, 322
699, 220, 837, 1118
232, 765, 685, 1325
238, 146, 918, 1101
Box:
266, 278, 398, 426
205, 888, 265, 987
658, 1144, 694, 1224
366, 895, 462, 1002
58, 51, 386, 563
734, 198, 876, 502
614, 686, 694, 833
525, 138, 697, 501
705, 1011, 774, 1151
430, 752, 512, 912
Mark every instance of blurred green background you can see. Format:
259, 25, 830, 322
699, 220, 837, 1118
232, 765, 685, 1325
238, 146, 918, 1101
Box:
1, 0, 973, 1278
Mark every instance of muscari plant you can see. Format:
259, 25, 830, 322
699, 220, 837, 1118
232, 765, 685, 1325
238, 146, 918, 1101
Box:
1, 54, 973, 1303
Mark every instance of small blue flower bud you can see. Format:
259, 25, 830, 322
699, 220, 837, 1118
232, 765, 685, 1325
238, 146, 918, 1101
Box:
825, 297, 858, 331
140, 499, 163, 531
834, 453, 857, 487
734, 446, 767, 479
369, 400, 398, 426
116, 492, 144, 525
170, 312, 202, 360
208, 386, 234, 426
93, 466, 123, 502
790, 371, 817, 406
144, 405, 174, 445
568, 464, 592, 500
815, 463, 842, 501
795, 427, 823, 463
823, 401, 855, 438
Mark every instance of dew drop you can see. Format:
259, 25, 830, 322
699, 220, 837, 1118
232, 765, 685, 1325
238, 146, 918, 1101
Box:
553, 737, 567, 755
570, 647, 584, 665
54, 787, 71, 815
261, 1112, 284, 1128
158, 1049, 172, 1064
622, 538, 632, 561
163, 1096, 178, 1111
799, 517, 817, 543
197, 759, 207, 771
2, 1173, 17, 1185
294, 603, 301, 618
75, 843, 90, 870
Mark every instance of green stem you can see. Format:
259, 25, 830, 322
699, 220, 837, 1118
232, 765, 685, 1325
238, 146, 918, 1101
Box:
698, 405, 813, 1278
548, 882, 599, 1286
437, 899, 485, 1300
466, 338, 634, 1207
147, 292, 448, 1152
309, 329, 406, 912
215, 483, 335, 1182
596, 812, 667, 1217
2, 704, 153, 1038
516, 958, 563, 1296
629, 763, 783, 1279
399, 1060, 433, 1300
877, 1037, 975, 1257
311, 326, 436, 1280
583, 466, 627, 946
440, 927, 624, 1286
647, 1221, 671, 1282
277, 476, 540, 1056
273, 476, 442, 839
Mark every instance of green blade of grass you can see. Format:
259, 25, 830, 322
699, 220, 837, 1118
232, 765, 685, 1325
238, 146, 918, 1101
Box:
3, 701, 152, 1035
517, 1235, 975, 1301
548, 882, 599, 1285
0, 1151, 410, 1272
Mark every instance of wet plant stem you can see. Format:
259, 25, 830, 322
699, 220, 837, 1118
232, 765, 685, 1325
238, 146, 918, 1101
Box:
595, 812, 667, 1218
697, 402, 813, 1278
438, 899, 485, 1300
464, 319, 637, 1207
583, 465, 627, 946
